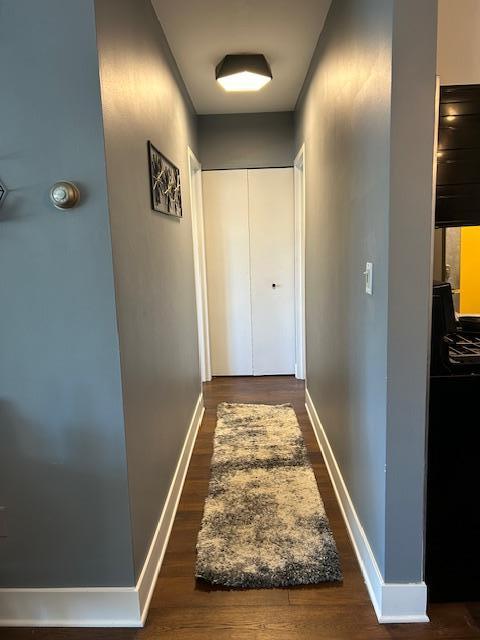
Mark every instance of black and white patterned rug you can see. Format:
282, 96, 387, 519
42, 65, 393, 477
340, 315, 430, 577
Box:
195, 402, 342, 588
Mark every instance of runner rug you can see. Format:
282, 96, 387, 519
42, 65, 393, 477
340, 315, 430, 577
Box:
195, 402, 342, 588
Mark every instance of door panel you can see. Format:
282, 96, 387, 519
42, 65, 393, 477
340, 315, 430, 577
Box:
248, 168, 295, 375
202, 170, 253, 375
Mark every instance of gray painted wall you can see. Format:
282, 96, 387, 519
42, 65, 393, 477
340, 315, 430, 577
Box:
0, 0, 133, 587
295, 0, 392, 578
384, 0, 437, 582
198, 112, 294, 170
295, 0, 436, 582
95, 0, 201, 580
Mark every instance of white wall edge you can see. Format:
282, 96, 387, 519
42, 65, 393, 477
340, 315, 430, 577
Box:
188, 147, 212, 383
0, 392, 205, 628
293, 142, 306, 381
305, 388, 428, 624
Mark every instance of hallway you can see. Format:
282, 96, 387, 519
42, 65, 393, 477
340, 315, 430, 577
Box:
146, 377, 479, 639
150, 375, 376, 636
1, 0, 480, 632
1, 376, 479, 638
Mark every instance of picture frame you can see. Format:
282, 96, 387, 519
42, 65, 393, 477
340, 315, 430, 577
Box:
148, 141, 182, 218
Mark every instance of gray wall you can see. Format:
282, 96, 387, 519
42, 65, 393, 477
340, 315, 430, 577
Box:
0, 0, 133, 587
95, 0, 201, 579
295, 0, 437, 582
198, 112, 294, 170
384, 0, 437, 582
295, 0, 391, 578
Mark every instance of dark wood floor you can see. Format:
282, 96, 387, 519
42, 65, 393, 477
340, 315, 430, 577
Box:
2, 376, 480, 639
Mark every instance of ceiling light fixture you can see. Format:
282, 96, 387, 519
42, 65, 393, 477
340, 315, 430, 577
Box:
215, 54, 272, 92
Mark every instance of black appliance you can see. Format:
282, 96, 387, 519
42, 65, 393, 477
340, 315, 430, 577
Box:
436, 84, 480, 228
426, 281, 480, 601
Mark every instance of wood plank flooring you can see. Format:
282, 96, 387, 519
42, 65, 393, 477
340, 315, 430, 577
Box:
2, 376, 479, 639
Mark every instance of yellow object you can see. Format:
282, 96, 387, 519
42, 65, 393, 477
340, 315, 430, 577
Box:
460, 226, 480, 314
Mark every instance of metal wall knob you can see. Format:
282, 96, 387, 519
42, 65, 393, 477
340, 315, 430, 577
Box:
50, 181, 80, 210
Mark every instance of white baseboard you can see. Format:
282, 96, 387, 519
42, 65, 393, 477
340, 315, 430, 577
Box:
0, 392, 204, 628
137, 392, 204, 624
0, 587, 141, 628
305, 388, 428, 624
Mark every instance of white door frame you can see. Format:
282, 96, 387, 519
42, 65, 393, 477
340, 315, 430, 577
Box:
294, 144, 306, 380
188, 147, 211, 382
190, 158, 305, 381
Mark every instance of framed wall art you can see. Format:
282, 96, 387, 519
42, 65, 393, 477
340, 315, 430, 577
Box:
148, 141, 182, 218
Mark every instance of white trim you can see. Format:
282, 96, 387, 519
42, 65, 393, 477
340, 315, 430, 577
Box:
188, 147, 212, 382
136, 391, 204, 623
305, 388, 429, 624
294, 144, 306, 380
0, 393, 205, 628
0, 588, 140, 628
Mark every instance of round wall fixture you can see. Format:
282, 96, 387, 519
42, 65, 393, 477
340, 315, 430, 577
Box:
215, 54, 272, 92
50, 181, 80, 210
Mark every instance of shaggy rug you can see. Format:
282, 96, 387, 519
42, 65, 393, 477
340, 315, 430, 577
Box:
195, 402, 342, 588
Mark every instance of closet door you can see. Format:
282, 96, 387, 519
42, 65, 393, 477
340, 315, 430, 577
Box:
202, 170, 253, 375
248, 168, 295, 375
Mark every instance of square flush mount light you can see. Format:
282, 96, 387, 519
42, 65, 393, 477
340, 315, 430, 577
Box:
216, 54, 272, 92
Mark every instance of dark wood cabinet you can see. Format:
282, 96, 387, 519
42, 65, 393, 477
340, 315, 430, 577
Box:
436, 84, 480, 227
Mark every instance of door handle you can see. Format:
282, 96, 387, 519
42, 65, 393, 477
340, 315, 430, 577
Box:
272, 283, 277, 289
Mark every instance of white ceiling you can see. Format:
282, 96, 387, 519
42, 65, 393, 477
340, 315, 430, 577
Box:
151, 0, 331, 114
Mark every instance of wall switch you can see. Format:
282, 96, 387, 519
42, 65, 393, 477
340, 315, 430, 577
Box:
364, 262, 373, 295
0, 507, 7, 537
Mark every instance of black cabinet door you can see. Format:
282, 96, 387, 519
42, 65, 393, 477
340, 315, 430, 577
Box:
436, 84, 480, 227
426, 374, 480, 601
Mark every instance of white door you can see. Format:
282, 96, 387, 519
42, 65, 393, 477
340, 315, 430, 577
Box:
202, 168, 295, 376
248, 168, 295, 375
202, 170, 253, 375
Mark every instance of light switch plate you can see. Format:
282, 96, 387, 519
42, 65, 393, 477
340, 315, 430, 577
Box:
365, 262, 373, 295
